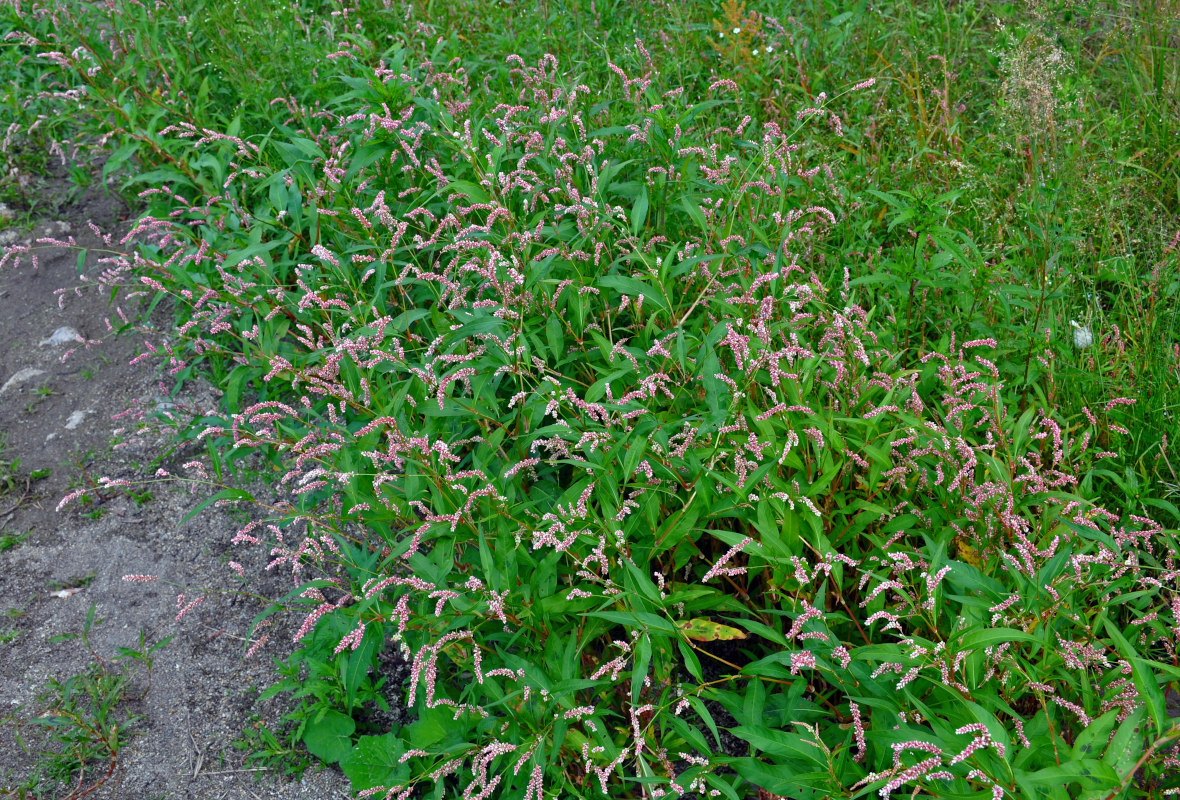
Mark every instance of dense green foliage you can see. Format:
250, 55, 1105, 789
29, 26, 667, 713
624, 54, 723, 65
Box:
3, 1, 1180, 798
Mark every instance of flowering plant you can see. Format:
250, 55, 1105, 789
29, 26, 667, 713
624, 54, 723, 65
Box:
122, 52, 1180, 798
6, 2, 1180, 798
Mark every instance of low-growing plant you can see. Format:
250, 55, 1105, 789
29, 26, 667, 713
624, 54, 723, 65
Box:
0, 528, 29, 552
233, 714, 316, 780
0, 607, 23, 645
3, 605, 171, 799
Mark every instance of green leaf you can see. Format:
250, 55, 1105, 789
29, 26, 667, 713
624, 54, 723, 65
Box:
1016, 759, 1119, 792
341, 623, 378, 711
679, 194, 710, 235
730, 726, 826, 766
704, 774, 742, 800
340, 733, 409, 791
668, 715, 711, 755
1102, 706, 1145, 780
954, 627, 1040, 651
1130, 657, 1171, 737
632, 633, 651, 706
723, 616, 787, 646
223, 237, 288, 269
302, 709, 355, 764
687, 695, 721, 747
275, 136, 326, 165
402, 705, 452, 750
598, 274, 669, 315
444, 314, 507, 344
631, 186, 649, 235
1072, 709, 1119, 761
727, 758, 827, 799
677, 638, 704, 682
102, 141, 140, 184
584, 610, 677, 634
1104, 618, 1172, 736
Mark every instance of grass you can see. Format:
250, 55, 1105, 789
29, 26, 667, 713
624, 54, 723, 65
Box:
22, 382, 56, 415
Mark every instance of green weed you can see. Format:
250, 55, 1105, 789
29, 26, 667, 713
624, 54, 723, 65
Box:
1, 605, 171, 799
0, 529, 30, 552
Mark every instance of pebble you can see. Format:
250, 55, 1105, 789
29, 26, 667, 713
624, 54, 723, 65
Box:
39, 326, 83, 347
0, 367, 46, 395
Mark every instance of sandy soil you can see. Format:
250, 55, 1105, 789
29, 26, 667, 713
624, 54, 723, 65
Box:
0, 183, 355, 798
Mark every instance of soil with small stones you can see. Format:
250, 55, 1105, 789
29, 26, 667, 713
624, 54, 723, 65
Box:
0, 180, 364, 799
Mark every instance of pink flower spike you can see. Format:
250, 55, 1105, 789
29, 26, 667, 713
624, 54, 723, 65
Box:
703, 537, 754, 582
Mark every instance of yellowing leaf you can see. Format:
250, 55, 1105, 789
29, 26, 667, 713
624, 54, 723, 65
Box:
677, 618, 747, 642
955, 537, 983, 569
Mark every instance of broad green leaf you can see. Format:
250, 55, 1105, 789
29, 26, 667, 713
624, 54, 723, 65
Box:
340, 733, 409, 791
302, 709, 355, 764
955, 627, 1040, 651
631, 186, 649, 235
341, 623, 379, 711
730, 726, 827, 766
1102, 707, 1146, 780
102, 140, 140, 184
727, 758, 828, 799
598, 274, 669, 315
677, 638, 704, 682
1016, 759, 1119, 792
1071, 708, 1119, 761
1105, 619, 1172, 736
1131, 657, 1172, 737
584, 610, 677, 635
631, 633, 651, 706
688, 695, 722, 747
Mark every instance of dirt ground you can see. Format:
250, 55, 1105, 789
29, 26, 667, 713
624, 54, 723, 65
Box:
0, 183, 355, 797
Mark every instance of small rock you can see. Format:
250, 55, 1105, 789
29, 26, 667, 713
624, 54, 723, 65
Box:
0, 367, 47, 395
64, 410, 90, 430
39, 326, 83, 347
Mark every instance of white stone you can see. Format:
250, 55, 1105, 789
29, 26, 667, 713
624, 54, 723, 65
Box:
40, 326, 82, 347
0, 367, 46, 395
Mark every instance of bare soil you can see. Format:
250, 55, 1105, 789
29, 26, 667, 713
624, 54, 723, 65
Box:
0, 182, 354, 798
